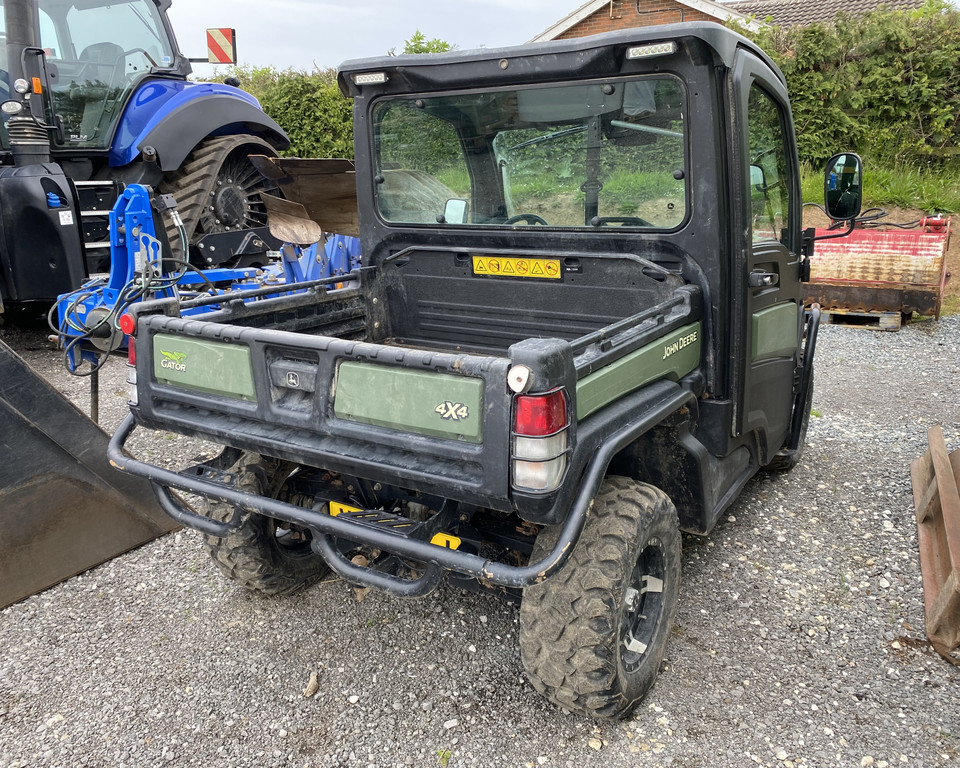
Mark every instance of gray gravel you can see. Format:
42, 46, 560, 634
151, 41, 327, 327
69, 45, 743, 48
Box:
1, 315, 959, 768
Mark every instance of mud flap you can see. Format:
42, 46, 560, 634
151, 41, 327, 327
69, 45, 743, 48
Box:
0, 340, 176, 609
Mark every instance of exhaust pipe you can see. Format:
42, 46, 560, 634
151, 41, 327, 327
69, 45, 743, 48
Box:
3, 0, 52, 166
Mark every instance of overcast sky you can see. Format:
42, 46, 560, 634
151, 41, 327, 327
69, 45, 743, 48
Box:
167, 0, 566, 76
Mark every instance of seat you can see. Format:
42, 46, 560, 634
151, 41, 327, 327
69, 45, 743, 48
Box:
78, 41, 124, 66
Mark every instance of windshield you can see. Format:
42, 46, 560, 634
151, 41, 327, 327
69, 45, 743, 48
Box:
372, 77, 686, 229
36, 0, 176, 149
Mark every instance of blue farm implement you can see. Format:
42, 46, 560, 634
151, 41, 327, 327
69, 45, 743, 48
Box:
53, 184, 360, 375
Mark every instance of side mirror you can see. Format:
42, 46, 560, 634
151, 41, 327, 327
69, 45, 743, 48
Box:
443, 198, 469, 224
749, 164, 765, 188
824, 152, 862, 221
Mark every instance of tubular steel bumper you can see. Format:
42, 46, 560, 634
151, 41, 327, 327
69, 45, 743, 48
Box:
108, 382, 694, 591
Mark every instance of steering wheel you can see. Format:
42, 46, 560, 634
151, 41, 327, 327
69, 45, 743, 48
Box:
504, 213, 548, 226
591, 216, 653, 227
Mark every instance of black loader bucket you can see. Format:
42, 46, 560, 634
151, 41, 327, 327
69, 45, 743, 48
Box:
0, 339, 175, 609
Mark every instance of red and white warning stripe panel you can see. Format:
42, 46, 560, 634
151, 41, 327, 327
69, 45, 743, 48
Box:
206, 28, 237, 64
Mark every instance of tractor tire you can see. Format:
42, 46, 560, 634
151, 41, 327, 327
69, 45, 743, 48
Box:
159, 134, 280, 265
519, 476, 681, 719
765, 366, 814, 472
201, 452, 329, 596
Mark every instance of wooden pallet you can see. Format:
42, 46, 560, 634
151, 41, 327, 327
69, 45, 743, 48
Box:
910, 426, 960, 664
821, 308, 902, 331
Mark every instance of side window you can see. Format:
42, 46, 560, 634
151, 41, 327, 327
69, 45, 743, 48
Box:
374, 102, 470, 224
38, 10, 60, 59
747, 85, 792, 244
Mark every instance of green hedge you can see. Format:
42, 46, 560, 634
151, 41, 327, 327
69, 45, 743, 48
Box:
224, 31, 452, 159
227, 66, 354, 159
735, 1, 960, 171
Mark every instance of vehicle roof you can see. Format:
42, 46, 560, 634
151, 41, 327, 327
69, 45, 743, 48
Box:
337, 21, 785, 98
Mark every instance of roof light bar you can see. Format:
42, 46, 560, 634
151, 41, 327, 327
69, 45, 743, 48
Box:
353, 72, 388, 86
626, 42, 677, 60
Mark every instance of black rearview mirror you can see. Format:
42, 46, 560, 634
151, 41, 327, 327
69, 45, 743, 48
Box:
824, 153, 862, 222
443, 198, 469, 224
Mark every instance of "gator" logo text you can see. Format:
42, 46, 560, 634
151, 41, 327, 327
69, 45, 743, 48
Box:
159, 350, 188, 372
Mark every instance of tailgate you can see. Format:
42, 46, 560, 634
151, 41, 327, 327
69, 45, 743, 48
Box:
133, 315, 514, 510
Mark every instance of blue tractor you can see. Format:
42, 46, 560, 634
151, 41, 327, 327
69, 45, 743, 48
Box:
0, 0, 289, 313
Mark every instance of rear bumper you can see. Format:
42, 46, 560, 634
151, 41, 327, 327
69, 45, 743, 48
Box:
109, 379, 694, 591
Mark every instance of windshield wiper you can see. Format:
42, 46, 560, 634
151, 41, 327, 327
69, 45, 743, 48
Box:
609, 119, 682, 138
507, 125, 586, 152
130, 5, 164, 47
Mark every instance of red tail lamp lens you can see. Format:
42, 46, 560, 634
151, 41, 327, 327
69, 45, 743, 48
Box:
514, 390, 567, 436
119, 313, 136, 335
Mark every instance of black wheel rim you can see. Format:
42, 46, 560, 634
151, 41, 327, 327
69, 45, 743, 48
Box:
199, 147, 278, 234
620, 536, 667, 673
269, 519, 315, 561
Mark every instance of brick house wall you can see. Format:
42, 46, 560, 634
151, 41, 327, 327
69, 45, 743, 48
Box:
553, 0, 717, 39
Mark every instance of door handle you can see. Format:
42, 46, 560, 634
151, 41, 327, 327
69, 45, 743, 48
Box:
748, 270, 779, 288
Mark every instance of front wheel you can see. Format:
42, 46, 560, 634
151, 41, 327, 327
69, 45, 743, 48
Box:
519, 476, 681, 719
201, 452, 330, 595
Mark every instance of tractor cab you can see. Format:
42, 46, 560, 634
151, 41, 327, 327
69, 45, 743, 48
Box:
0, 0, 188, 154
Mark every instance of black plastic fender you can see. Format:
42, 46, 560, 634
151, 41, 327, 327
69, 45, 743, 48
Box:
138, 94, 290, 172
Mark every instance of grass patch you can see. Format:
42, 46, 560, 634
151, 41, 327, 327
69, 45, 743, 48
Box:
801, 162, 960, 213
443, 159, 959, 219
941, 294, 960, 317
863, 165, 960, 212
435, 166, 470, 197
599, 170, 685, 207
799, 162, 824, 205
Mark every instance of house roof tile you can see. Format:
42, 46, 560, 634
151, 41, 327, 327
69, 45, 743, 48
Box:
726, 0, 927, 27
530, 0, 759, 43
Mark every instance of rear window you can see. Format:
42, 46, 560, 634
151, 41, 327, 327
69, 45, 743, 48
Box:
372, 76, 687, 230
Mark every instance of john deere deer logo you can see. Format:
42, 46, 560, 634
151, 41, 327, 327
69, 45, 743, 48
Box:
159, 350, 187, 372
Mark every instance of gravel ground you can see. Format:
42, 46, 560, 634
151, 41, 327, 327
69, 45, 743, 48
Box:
1, 315, 959, 768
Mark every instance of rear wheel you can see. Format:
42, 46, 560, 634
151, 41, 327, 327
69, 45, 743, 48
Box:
159, 134, 280, 266
201, 452, 329, 596
519, 476, 681, 719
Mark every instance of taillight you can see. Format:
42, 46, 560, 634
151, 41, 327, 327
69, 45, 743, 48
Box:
120, 313, 138, 403
514, 391, 567, 435
512, 389, 569, 492
125, 360, 138, 406
120, 312, 136, 366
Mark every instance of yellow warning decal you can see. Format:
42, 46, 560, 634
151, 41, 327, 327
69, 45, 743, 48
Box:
430, 533, 462, 550
328, 501, 461, 550
472, 256, 562, 280
328, 501, 361, 516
